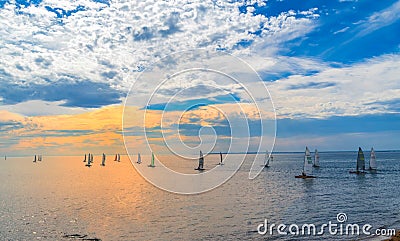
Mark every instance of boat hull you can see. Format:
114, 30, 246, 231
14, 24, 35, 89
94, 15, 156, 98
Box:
295, 175, 316, 179
349, 170, 366, 174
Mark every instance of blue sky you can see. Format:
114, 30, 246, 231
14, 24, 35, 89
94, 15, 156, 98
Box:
0, 0, 399, 153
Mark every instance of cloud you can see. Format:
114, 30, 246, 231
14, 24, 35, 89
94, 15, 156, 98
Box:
0, 79, 123, 108
266, 54, 400, 118
0, 0, 319, 101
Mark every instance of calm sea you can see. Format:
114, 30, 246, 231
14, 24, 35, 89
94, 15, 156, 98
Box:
0, 151, 399, 240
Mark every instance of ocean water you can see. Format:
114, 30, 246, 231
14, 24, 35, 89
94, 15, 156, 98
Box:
0, 151, 399, 240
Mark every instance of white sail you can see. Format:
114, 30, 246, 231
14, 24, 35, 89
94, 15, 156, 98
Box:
369, 148, 377, 170
313, 149, 320, 167
264, 150, 270, 167
137, 153, 142, 164
303, 147, 313, 175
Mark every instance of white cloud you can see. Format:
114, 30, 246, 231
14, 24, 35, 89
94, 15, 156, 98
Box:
0, 0, 318, 93
266, 54, 400, 119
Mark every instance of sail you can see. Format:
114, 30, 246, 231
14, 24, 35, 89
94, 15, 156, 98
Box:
303, 147, 313, 175
357, 147, 365, 171
198, 150, 204, 169
314, 149, 320, 167
137, 153, 141, 164
264, 150, 270, 167
150, 152, 155, 167
369, 148, 377, 170
101, 153, 106, 166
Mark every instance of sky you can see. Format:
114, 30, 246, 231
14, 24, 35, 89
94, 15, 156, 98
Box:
0, 0, 399, 156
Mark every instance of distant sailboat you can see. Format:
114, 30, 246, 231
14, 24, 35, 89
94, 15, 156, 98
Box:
369, 147, 377, 171
295, 147, 316, 178
218, 152, 224, 165
313, 149, 320, 168
350, 147, 367, 174
195, 150, 205, 171
85, 153, 92, 167
148, 152, 155, 167
83, 154, 87, 162
137, 153, 142, 164
264, 150, 271, 168
101, 153, 106, 166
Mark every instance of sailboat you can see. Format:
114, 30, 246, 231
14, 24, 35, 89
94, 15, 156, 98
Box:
195, 150, 205, 171
83, 154, 87, 162
350, 147, 367, 174
313, 149, 320, 168
264, 150, 271, 168
295, 147, 316, 178
100, 153, 106, 166
369, 147, 377, 171
218, 152, 224, 165
85, 153, 92, 167
137, 153, 142, 164
148, 152, 155, 167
